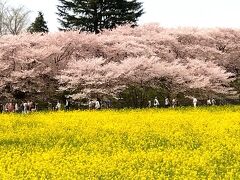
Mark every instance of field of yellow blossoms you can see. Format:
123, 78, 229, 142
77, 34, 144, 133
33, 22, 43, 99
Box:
0, 106, 239, 179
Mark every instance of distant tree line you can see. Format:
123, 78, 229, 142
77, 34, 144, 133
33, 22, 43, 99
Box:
0, 25, 239, 108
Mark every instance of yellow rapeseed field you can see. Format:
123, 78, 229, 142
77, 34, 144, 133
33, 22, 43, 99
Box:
0, 106, 239, 179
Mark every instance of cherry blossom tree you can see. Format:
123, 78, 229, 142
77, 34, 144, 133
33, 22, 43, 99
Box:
0, 24, 238, 105
58, 56, 235, 101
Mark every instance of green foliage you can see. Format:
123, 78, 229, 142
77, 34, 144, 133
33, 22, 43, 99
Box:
116, 85, 167, 108
28, 12, 49, 33
57, 0, 144, 33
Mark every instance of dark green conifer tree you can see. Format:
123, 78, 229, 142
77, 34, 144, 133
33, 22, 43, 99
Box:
57, 0, 144, 34
28, 12, 49, 33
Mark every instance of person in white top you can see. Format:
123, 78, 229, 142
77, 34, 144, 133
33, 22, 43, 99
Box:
193, 97, 198, 108
164, 97, 170, 108
211, 98, 216, 106
148, 100, 151, 108
56, 101, 61, 110
15, 103, 19, 112
207, 99, 211, 106
95, 99, 101, 109
23, 102, 28, 113
153, 97, 160, 108
172, 98, 177, 108
88, 100, 94, 110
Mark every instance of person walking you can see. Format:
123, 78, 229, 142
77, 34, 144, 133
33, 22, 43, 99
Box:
15, 102, 19, 112
31, 102, 37, 112
153, 97, 160, 108
19, 102, 24, 113
95, 99, 101, 110
56, 101, 61, 111
4, 103, 8, 112
193, 97, 198, 108
164, 97, 170, 108
172, 98, 177, 108
23, 102, 28, 114
105, 99, 111, 109
0, 103, 3, 113
7, 102, 14, 112
211, 98, 216, 106
88, 99, 94, 110
148, 100, 151, 108
207, 98, 211, 106
65, 99, 70, 111
27, 101, 32, 112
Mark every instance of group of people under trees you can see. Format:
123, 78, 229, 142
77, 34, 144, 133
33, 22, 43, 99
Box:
150, 97, 178, 108
0, 99, 71, 113
150, 97, 216, 108
0, 101, 37, 113
48, 99, 71, 111
193, 97, 216, 107
0, 96, 219, 114
88, 98, 111, 110
47, 98, 111, 111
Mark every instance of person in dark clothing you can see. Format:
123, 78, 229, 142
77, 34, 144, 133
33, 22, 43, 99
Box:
0, 103, 3, 113
65, 99, 70, 111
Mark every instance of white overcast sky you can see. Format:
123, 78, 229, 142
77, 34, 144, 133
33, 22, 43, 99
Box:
8, 0, 240, 32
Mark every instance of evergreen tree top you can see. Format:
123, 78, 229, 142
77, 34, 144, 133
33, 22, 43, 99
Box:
57, 0, 144, 34
28, 11, 49, 33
